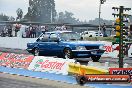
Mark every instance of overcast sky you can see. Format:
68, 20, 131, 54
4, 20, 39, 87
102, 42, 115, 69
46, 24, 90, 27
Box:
0, 0, 132, 21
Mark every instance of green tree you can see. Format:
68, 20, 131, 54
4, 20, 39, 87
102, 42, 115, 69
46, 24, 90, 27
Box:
57, 11, 81, 24
16, 8, 23, 21
24, 0, 56, 23
9, 16, 15, 21
57, 12, 65, 23
0, 13, 9, 21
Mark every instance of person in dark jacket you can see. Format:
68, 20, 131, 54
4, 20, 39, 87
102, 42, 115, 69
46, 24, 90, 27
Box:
32, 26, 36, 38
8, 25, 12, 37
102, 23, 107, 37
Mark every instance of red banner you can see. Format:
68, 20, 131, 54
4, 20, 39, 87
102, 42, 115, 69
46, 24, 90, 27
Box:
0, 52, 34, 69
84, 74, 130, 83
109, 68, 132, 82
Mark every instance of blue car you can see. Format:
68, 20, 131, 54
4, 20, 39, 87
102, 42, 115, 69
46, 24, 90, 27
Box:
27, 31, 105, 62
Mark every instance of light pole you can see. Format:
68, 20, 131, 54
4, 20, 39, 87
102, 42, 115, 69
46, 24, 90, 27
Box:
51, 8, 53, 23
98, 0, 106, 36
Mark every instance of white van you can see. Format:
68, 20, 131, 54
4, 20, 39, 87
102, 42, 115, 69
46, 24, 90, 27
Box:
81, 31, 103, 38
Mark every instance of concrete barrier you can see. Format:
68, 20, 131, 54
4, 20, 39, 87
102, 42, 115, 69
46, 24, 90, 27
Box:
0, 37, 37, 49
28, 56, 75, 75
0, 52, 75, 75
0, 37, 132, 58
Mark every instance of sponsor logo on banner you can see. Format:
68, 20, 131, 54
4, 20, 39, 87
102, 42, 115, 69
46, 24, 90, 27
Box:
104, 45, 112, 52
28, 56, 75, 74
109, 68, 132, 82
83, 74, 130, 83
0, 53, 34, 69
34, 59, 65, 70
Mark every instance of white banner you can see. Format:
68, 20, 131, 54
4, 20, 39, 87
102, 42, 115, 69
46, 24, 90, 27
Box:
128, 45, 132, 58
28, 56, 75, 75
99, 41, 114, 58
101, 41, 132, 58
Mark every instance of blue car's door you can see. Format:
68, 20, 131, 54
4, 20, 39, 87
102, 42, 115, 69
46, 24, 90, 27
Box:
48, 33, 63, 56
37, 33, 51, 55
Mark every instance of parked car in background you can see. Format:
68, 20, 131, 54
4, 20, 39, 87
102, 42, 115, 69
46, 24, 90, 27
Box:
81, 31, 103, 38
27, 31, 105, 62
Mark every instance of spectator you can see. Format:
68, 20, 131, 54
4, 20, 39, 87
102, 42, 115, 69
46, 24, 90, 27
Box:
45, 26, 48, 32
61, 25, 67, 30
1, 29, 6, 37
15, 24, 21, 37
5, 26, 8, 36
102, 23, 107, 37
41, 26, 46, 34
36, 25, 42, 37
29, 25, 33, 38
32, 26, 36, 38
25, 28, 29, 38
8, 25, 12, 37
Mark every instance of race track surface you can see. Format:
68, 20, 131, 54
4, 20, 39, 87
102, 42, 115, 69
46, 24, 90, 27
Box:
0, 73, 88, 88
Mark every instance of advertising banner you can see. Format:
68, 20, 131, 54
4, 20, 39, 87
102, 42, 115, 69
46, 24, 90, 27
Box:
102, 42, 132, 58
109, 68, 132, 82
28, 56, 75, 75
85, 74, 130, 83
76, 74, 130, 84
0, 52, 34, 69
101, 42, 117, 58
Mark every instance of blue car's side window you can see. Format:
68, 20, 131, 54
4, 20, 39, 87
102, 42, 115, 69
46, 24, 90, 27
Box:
49, 33, 58, 42
40, 34, 49, 42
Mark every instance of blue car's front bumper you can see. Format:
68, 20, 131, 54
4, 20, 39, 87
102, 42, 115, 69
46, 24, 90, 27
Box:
71, 49, 105, 58
26, 48, 33, 53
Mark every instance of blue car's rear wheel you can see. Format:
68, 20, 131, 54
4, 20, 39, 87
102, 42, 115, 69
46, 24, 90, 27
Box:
63, 48, 73, 59
76, 75, 87, 85
91, 56, 100, 62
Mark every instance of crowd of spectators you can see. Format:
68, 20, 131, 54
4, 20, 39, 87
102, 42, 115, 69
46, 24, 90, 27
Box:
0, 25, 13, 37
0, 24, 48, 38
0, 24, 68, 38
0, 23, 69, 38
22, 25, 48, 38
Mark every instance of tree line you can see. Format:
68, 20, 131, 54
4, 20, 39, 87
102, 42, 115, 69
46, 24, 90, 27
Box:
0, 0, 131, 24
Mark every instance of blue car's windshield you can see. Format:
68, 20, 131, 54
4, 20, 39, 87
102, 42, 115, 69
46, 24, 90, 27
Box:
60, 32, 81, 41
